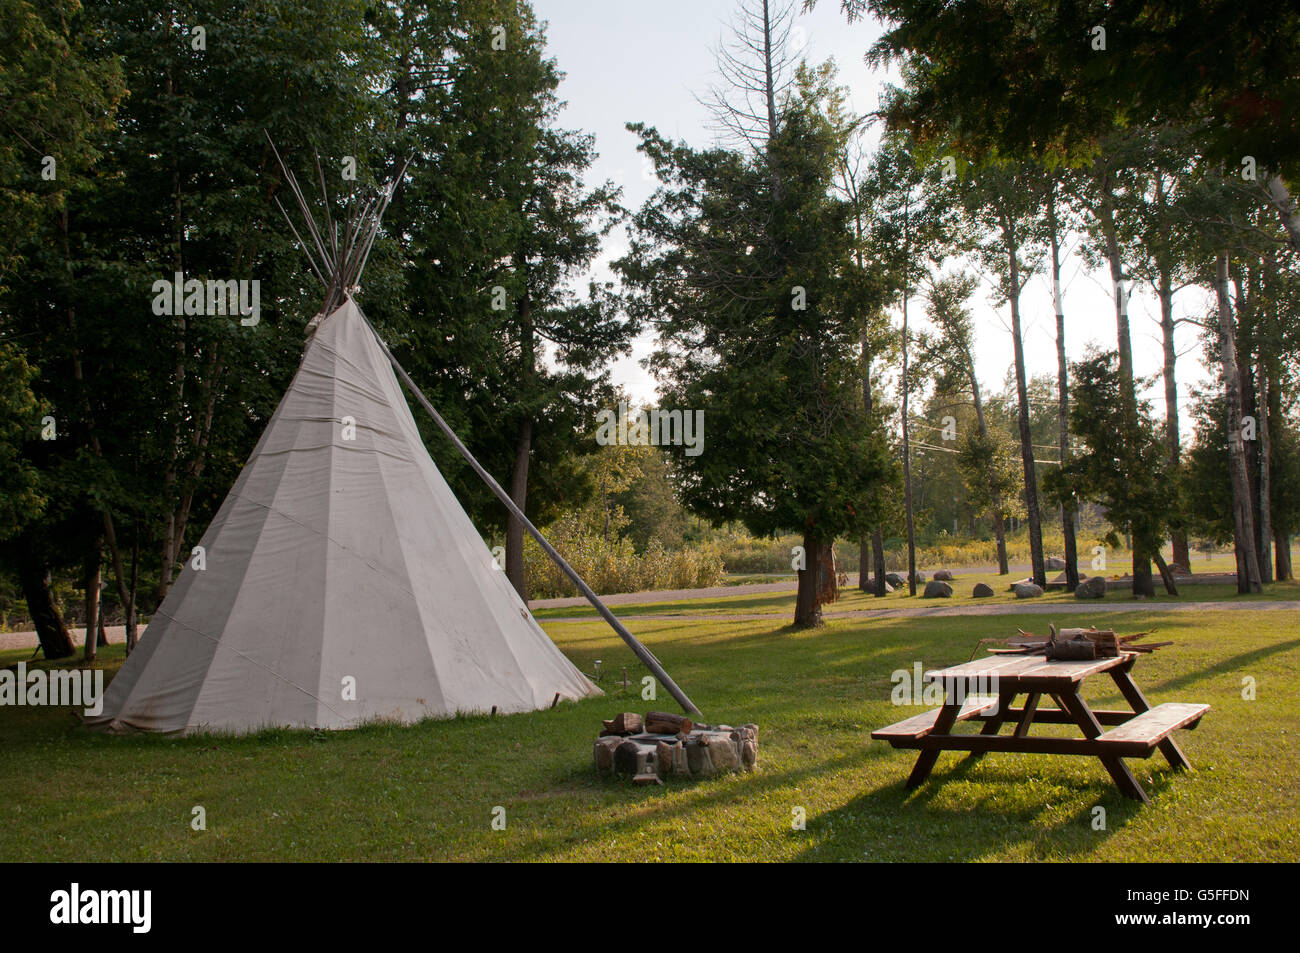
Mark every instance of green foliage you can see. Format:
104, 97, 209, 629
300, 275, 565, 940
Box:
855, 0, 1300, 181
0, 343, 46, 539
0, 0, 124, 284
1048, 351, 1172, 556
385, 1, 631, 535
619, 66, 895, 548
520, 515, 724, 599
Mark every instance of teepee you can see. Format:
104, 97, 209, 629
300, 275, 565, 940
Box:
88, 145, 698, 735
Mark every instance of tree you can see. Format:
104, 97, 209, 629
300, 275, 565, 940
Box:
856, 129, 950, 594
1049, 351, 1177, 594
704, 0, 801, 154
1043, 169, 1081, 589
951, 158, 1049, 586
1112, 126, 1200, 570
385, 3, 630, 601
915, 273, 1015, 573
825, 0, 1300, 252
619, 72, 895, 627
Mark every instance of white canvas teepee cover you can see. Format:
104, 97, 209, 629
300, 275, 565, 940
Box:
88, 297, 599, 734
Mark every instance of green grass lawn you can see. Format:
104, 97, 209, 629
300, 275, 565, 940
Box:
2, 603, 1297, 862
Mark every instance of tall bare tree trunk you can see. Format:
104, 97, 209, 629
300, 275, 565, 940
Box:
505, 288, 534, 601
506, 419, 532, 601
901, 202, 917, 595
761, 0, 777, 142
1003, 216, 1045, 587
1048, 186, 1078, 590
126, 516, 140, 652
1098, 185, 1152, 595
1157, 273, 1190, 569
859, 322, 886, 596
871, 530, 886, 595
1267, 349, 1292, 582
1258, 369, 1274, 583
969, 369, 1008, 575
1275, 531, 1294, 582
1215, 251, 1263, 593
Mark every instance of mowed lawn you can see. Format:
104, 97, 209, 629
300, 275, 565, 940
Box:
2, 601, 1297, 862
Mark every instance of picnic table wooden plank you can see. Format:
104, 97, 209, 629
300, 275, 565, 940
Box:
1009, 654, 1132, 683
924, 656, 1043, 680
870, 695, 1001, 741
925, 653, 1133, 686
1108, 665, 1194, 770
1096, 703, 1210, 749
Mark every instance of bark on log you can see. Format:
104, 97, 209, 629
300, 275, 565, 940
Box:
645, 711, 692, 735
601, 712, 644, 735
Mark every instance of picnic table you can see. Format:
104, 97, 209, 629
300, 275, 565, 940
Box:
871, 652, 1209, 804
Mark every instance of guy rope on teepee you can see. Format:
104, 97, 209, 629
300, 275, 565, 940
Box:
86, 138, 698, 735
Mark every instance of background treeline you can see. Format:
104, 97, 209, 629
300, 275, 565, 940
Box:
3, 0, 1299, 636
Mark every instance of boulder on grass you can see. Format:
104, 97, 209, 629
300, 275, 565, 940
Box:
1075, 575, 1107, 599
933, 569, 955, 581
972, 583, 995, 598
922, 580, 953, 598
910, 570, 928, 584
885, 572, 907, 588
1013, 582, 1044, 599
1045, 556, 1066, 570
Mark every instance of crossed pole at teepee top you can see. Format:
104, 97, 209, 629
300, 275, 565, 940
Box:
268, 136, 702, 717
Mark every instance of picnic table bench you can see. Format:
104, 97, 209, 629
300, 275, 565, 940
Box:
871, 652, 1209, 804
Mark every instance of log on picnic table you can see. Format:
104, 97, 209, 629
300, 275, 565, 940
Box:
977, 626, 1173, 659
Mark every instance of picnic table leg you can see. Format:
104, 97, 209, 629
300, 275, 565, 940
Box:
1109, 666, 1192, 771
905, 699, 961, 789
1013, 692, 1041, 738
1056, 688, 1151, 805
966, 687, 1018, 760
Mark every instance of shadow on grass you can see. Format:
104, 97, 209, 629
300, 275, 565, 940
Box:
791, 749, 1180, 861
502, 746, 892, 860
1144, 638, 1300, 695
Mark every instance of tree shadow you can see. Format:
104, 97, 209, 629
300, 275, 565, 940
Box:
1142, 638, 1300, 695
791, 751, 1176, 861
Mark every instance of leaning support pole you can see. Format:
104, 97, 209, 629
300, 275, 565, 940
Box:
366, 320, 702, 717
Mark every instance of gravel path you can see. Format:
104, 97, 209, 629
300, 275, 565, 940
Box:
0, 625, 138, 653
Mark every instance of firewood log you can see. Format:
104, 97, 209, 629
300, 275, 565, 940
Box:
600, 712, 644, 735
645, 711, 693, 735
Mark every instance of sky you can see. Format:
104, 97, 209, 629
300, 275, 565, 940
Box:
530, 0, 1213, 446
